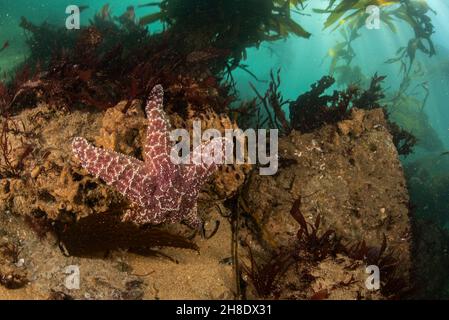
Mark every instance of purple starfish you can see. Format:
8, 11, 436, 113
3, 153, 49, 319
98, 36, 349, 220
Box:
72, 85, 227, 229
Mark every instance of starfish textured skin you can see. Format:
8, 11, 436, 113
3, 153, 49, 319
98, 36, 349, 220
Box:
71, 85, 227, 229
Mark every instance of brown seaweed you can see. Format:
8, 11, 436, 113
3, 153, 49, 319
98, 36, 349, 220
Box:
55, 213, 198, 257
287, 74, 417, 156
290, 198, 341, 261
243, 199, 410, 299
241, 198, 341, 298
241, 244, 295, 299
249, 69, 291, 134
140, 0, 311, 70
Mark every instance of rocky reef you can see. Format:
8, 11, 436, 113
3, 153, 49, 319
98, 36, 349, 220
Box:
1, 0, 440, 300
0, 103, 412, 299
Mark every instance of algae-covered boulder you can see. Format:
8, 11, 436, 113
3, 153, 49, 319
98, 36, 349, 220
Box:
244, 108, 410, 253
241, 108, 412, 299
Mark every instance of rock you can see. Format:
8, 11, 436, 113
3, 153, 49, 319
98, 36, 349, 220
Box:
0, 100, 250, 221
0, 102, 413, 299
242, 108, 411, 278
308, 255, 383, 300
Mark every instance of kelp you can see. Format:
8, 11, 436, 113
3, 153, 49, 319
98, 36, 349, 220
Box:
326, 27, 359, 75
0, 41, 9, 54
4, 2, 311, 113
320, 0, 435, 84
139, 0, 311, 69
333, 65, 368, 88
327, 40, 438, 155
384, 0, 436, 75
320, 1, 437, 150
248, 69, 291, 134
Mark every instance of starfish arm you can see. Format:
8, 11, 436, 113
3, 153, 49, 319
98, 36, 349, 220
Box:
122, 206, 166, 225
143, 85, 174, 177
72, 137, 154, 207
183, 202, 203, 230
185, 137, 228, 186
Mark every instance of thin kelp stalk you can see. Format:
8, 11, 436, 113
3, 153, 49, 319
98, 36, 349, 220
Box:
418, 82, 430, 113
249, 83, 276, 131
0, 41, 9, 55
267, 70, 291, 133
230, 191, 243, 299
248, 69, 291, 135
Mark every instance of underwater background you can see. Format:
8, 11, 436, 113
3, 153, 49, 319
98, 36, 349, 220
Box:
1, 1, 449, 141
1, 0, 449, 299
2, 1, 449, 149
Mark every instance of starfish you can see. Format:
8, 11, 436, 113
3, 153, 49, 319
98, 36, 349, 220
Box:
71, 85, 227, 230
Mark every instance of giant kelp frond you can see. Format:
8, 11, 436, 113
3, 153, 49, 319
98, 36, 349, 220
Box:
384, 1, 436, 74
317, 0, 435, 73
315, 0, 400, 31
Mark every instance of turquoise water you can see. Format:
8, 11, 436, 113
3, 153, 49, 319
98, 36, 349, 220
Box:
4, 0, 447, 145
1, 0, 449, 298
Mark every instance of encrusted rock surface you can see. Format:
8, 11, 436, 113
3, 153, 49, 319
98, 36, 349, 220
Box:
244, 108, 410, 254
0, 100, 248, 221
241, 108, 411, 296
0, 106, 412, 299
